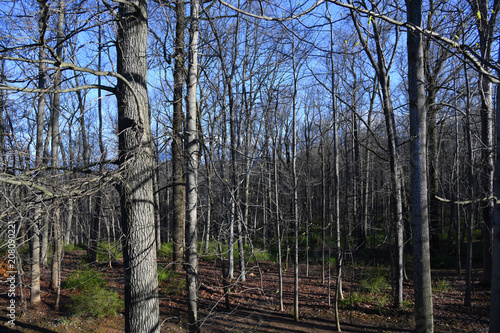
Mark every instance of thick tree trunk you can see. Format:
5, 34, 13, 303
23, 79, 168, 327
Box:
116, 0, 159, 331
407, 0, 434, 330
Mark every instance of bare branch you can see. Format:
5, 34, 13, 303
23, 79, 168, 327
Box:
218, 0, 326, 21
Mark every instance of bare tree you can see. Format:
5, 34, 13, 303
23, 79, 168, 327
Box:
185, 0, 200, 330
467, 0, 500, 287
172, 0, 186, 272
31, 0, 50, 305
116, 0, 159, 330
407, 0, 433, 330
350, 3, 404, 306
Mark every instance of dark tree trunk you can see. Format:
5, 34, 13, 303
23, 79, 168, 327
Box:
468, 0, 500, 288
407, 0, 434, 330
489, 40, 500, 332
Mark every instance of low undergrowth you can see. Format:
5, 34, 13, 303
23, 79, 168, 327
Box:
64, 266, 123, 318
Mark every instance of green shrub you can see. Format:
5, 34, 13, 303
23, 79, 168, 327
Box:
96, 241, 122, 262
64, 243, 85, 252
339, 291, 369, 308
360, 275, 389, 294
69, 287, 123, 317
248, 248, 273, 262
433, 278, 452, 295
157, 242, 174, 258
198, 240, 274, 263
65, 267, 123, 317
64, 267, 106, 290
158, 265, 185, 296
158, 264, 172, 282
200, 240, 226, 260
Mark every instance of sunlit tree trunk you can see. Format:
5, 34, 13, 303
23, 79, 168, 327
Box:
116, 0, 159, 330
273, 92, 284, 312
31, 0, 49, 305
172, 0, 186, 272
185, 0, 200, 331
50, 0, 65, 294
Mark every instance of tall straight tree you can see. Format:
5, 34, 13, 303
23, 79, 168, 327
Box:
185, 0, 200, 330
50, 0, 65, 294
325, 8, 342, 328
172, 0, 186, 272
116, 0, 159, 331
407, 0, 433, 331
31, 0, 49, 305
489, 42, 500, 333
291, 28, 300, 323
467, 0, 500, 287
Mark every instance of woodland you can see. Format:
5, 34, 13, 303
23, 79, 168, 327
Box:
0, 0, 498, 332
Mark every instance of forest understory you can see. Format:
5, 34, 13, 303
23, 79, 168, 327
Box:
0, 248, 489, 333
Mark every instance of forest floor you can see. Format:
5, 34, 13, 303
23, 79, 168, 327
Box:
0, 249, 489, 332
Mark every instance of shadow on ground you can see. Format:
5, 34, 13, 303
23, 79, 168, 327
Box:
0, 316, 58, 333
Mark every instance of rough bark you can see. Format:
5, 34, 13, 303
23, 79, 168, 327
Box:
172, 0, 186, 272
116, 0, 159, 331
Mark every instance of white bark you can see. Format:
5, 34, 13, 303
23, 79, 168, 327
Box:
185, 0, 200, 331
